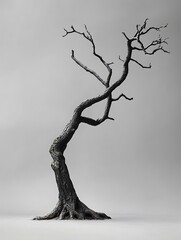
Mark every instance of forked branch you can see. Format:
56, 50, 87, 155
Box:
132, 19, 169, 55
63, 25, 113, 87
63, 20, 169, 127
134, 19, 168, 37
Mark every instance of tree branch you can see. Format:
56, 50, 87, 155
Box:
63, 25, 89, 39
71, 50, 106, 86
80, 94, 114, 126
132, 20, 169, 56
83, 25, 113, 87
122, 32, 130, 41
112, 93, 133, 102
80, 114, 114, 127
80, 92, 133, 126
134, 18, 149, 38
63, 25, 113, 87
140, 23, 168, 36
131, 58, 151, 69
62, 20, 168, 131
79, 116, 101, 126
145, 46, 170, 55
134, 19, 168, 38
119, 55, 125, 62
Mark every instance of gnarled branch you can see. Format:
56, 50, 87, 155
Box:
80, 93, 113, 126
63, 20, 169, 129
63, 25, 113, 87
132, 20, 169, 56
80, 91, 133, 127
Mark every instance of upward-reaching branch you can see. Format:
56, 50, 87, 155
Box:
62, 20, 169, 128
71, 50, 106, 86
63, 25, 113, 87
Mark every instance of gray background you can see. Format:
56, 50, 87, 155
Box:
0, 0, 180, 219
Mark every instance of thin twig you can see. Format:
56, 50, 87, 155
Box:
131, 58, 151, 68
112, 93, 133, 101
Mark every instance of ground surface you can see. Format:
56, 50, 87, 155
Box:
0, 214, 181, 240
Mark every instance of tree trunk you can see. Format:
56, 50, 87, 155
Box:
33, 20, 169, 220
34, 117, 111, 220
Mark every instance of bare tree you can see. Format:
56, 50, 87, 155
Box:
34, 19, 169, 220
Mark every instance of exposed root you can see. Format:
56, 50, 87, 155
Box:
33, 201, 63, 220
58, 207, 111, 220
33, 200, 111, 220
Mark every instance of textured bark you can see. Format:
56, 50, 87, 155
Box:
34, 116, 111, 220
34, 20, 169, 220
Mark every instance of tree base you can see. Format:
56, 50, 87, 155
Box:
33, 199, 111, 220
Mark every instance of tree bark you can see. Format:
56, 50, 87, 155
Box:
34, 115, 111, 220
33, 20, 169, 220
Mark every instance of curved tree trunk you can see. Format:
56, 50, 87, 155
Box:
33, 20, 169, 220
34, 115, 111, 220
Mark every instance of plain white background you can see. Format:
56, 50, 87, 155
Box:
0, 0, 181, 239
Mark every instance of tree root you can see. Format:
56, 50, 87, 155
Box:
33, 201, 63, 220
33, 200, 111, 220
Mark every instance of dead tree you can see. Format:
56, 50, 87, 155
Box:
34, 19, 169, 220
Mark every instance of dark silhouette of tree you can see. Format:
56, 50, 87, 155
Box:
34, 19, 169, 220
